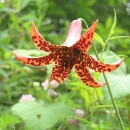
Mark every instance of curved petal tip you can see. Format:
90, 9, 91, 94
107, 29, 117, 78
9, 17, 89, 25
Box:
96, 82, 106, 87
31, 22, 37, 36
89, 80, 106, 88
11, 51, 28, 63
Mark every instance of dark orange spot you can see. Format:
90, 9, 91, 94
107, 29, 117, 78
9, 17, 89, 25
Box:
107, 68, 111, 72
32, 35, 37, 40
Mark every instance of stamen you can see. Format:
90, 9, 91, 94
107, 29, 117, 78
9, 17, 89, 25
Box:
73, 48, 80, 56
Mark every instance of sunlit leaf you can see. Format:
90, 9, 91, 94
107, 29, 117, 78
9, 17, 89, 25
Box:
0, 31, 8, 39
102, 74, 130, 103
19, 0, 30, 10
11, 101, 74, 130
0, 114, 20, 128
68, 82, 103, 109
109, 9, 117, 35
94, 32, 105, 46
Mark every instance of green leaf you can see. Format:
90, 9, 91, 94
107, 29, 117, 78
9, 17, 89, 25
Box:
0, 7, 18, 13
109, 9, 117, 35
99, 51, 129, 102
11, 101, 74, 130
68, 82, 103, 109
103, 55, 127, 60
0, 31, 8, 40
75, 117, 90, 124
0, 114, 20, 128
102, 74, 130, 103
109, 36, 130, 40
94, 32, 105, 46
94, 104, 126, 109
19, 0, 30, 10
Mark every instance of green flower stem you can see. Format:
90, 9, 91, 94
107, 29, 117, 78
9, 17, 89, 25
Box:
92, 43, 125, 130
80, 18, 88, 29
89, 89, 95, 130
100, 33, 112, 60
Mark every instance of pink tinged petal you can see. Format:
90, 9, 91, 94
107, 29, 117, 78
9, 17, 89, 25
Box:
50, 60, 71, 83
74, 20, 98, 52
62, 19, 82, 47
11, 51, 58, 66
84, 53, 124, 73
74, 56, 106, 87
32, 22, 60, 52
41, 79, 49, 90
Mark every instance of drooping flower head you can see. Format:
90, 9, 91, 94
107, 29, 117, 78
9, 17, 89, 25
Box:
11, 19, 123, 87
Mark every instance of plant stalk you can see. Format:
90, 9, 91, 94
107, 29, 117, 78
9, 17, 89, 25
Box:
89, 89, 95, 130
92, 43, 125, 130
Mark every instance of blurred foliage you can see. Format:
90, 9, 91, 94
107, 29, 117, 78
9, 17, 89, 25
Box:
0, 0, 130, 130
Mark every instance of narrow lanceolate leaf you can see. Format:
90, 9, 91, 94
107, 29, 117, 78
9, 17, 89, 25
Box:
109, 36, 130, 40
110, 9, 117, 35
94, 104, 126, 109
94, 32, 105, 46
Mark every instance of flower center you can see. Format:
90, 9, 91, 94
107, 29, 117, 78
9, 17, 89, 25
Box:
65, 47, 80, 73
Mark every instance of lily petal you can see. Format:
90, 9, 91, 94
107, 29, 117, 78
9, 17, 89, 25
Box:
74, 56, 106, 87
11, 51, 58, 66
62, 19, 82, 47
50, 60, 71, 83
32, 22, 60, 52
74, 20, 98, 52
84, 53, 124, 72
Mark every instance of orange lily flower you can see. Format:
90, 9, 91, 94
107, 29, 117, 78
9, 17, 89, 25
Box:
11, 19, 123, 87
